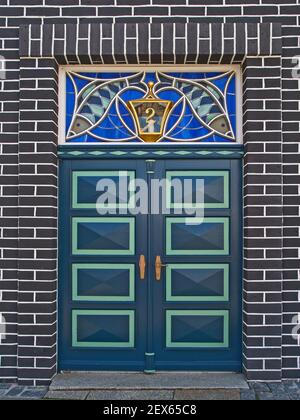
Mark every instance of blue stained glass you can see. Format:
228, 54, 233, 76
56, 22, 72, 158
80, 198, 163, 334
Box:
66, 114, 73, 131
226, 77, 236, 136
69, 134, 99, 143
166, 113, 183, 132
170, 98, 184, 115
143, 72, 156, 85
66, 95, 75, 114
69, 74, 91, 92
229, 115, 236, 135
91, 122, 133, 140
173, 114, 203, 132
65, 71, 237, 143
66, 77, 76, 94
165, 100, 184, 130
210, 74, 233, 93
90, 101, 134, 140
226, 76, 236, 95
227, 94, 236, 111
157, 89, 182, 103
168, 102, 211, 141
119, 89, 144, 102
212, 79, 227, 92
201, 135, 233, 143
87, 72, 133, 80
168, 72, 220, 80
117, 100, 136, 132
171, 123, 211, 140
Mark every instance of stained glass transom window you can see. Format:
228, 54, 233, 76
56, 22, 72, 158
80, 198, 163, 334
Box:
65, 71, 237, 143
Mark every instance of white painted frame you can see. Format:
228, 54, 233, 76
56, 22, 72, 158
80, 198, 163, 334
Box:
58, 65, 243, 146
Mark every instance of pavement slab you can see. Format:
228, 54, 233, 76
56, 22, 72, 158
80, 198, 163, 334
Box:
5, 386, 25, 398
240, 390, 257, 401
283, 381, 299, 393
0, 389, 10, 398
257, 392, 276, 401
174, 390, 240, 400
0, 384, 12, 389
21, 388, 48, 399
289, 393, 300, 401
249, 382, 270, 393
268, 383, 286, 393
45, 390, 89, 400
87, 390, 174, 400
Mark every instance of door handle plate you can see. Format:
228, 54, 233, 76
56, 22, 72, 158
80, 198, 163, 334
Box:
155, 256, 168, 281
139, 255, 146, 280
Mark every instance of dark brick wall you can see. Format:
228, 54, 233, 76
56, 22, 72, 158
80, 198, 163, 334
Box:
0, 1, 299, 385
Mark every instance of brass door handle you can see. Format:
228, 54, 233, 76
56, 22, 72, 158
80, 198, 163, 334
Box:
155, 256, 168, 281
139, 255, 146, 280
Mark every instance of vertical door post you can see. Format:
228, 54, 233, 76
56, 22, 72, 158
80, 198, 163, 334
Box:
144, 160, 156, 373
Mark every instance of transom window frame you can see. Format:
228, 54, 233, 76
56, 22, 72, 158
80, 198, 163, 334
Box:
58, 65, 243, 146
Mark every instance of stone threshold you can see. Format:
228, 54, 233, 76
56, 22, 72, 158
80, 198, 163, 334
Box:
50, 372, 249, 391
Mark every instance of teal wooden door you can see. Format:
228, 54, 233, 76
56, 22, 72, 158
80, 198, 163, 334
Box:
59, 159, 148, 371
59, 156, 242, 372
151, 160, 242, 371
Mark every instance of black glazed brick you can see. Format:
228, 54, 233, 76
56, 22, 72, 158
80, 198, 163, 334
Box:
0, 3, 299, 385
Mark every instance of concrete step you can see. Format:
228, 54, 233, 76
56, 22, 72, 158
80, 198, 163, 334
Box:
50, 372, 248, 391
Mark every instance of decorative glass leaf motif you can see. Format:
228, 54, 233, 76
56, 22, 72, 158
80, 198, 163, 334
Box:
65, 71, 237, 143
156, 72, 235, 141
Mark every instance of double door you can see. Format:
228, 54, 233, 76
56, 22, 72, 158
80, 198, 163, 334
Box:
59, 157, 242, 372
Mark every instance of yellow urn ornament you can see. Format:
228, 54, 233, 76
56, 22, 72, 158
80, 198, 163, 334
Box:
127, 81, 174, 143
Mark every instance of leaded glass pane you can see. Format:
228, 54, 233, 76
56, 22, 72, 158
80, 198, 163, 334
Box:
65, 71, 237, 143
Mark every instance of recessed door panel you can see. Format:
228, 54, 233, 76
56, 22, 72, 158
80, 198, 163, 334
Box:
166, 264, 229, 302
166, 217, 230, 255
72, 310, 135, 348
72, 217, 135, 255
166, 310, 229, 348
72, 264, 135, 302
166, 171, 229, 209
72, 171, 135, 209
